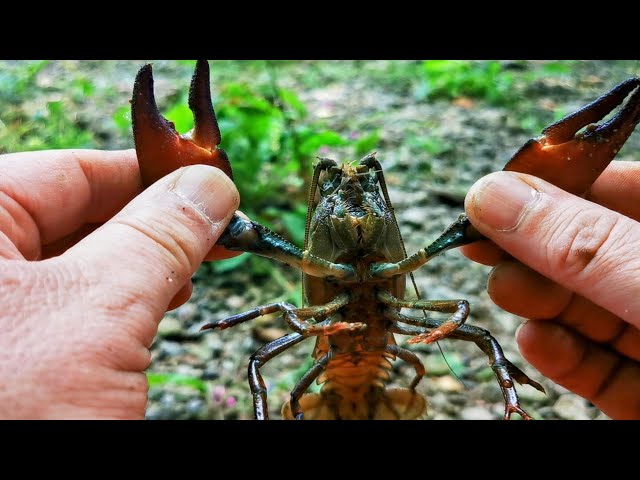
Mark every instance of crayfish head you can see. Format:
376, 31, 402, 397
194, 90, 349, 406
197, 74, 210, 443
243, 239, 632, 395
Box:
313, 163, 392, 257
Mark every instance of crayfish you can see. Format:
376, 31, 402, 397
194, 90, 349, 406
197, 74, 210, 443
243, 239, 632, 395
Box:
132, 61, 640, 420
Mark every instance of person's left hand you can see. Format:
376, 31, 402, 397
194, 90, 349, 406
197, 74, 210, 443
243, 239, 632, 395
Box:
0, 149, 240, 419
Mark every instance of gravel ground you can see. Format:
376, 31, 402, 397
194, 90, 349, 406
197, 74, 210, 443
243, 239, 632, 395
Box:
4, 60, 639, 420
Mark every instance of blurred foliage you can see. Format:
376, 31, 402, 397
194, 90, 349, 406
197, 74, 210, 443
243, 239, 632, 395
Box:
147, 372, 208, 393
0, 60, 95, 152
2, 59, 638, 288
416, 60, 573, 106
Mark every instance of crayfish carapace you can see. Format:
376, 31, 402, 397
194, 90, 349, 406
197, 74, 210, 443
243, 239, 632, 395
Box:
132, 61, 640, 420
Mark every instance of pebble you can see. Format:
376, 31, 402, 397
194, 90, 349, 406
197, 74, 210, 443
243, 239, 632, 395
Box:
156, 341, 185, 359
517, 383, 550, 404
460, 406, 496, 420
552, 394, 591, 420
400, 206, 428, 227
157, 317, 184, 338
145, 404, 171, 420
226, 295, 246, 310
187, 343, 214, 362
431, 375, 464, 393
176, 303, 199, 324
185, 398, 207, 419
201, 364, 221, 381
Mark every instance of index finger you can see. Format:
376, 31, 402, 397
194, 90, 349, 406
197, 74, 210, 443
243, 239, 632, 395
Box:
465, 170, 640, 327
0, 149, 141, 257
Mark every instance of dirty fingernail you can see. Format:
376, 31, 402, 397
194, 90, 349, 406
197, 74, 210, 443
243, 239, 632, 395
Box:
468, 172, 540, 232
173, 165, 239, 222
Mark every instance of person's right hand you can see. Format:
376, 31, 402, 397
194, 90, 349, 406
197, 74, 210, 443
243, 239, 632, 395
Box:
461, 160, 640, 420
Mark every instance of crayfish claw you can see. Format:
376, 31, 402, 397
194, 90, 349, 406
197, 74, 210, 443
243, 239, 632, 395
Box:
199, 322, 219, 332
504, 77, 640, 197
187, 60, 222, 149
132, 60, 233, 188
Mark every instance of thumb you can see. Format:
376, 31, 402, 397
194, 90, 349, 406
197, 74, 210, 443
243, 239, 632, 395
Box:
465, 171, 640, 326
67, 164, 239, 319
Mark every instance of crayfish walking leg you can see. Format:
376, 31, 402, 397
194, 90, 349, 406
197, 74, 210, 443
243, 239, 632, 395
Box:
385, 309, 544, 419
289, 352, 333, 420
248, 333, 306, 420
385, 345, 426, 390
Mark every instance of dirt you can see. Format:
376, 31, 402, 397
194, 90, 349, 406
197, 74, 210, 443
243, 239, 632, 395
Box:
3, 60, 639, 420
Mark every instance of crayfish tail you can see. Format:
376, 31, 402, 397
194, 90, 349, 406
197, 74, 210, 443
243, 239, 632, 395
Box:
281, 388, 426, 420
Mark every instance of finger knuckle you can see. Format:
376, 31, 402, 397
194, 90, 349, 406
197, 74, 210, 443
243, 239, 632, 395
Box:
545, 207, 627, 281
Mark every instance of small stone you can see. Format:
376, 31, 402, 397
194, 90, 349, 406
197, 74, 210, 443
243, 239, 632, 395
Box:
253, 326, 288, 343
176, 303, 199, 324
517, 384, 550, 404
185, 398, 206, 419
399, 206, 427, 227
201, 364, 220, 380
186, 343, 214, 362
204, 333, 224, 355
145, 404, 171, 420
431, 413, 453, 420
226, 295, 246, 310
594, 411, 611, 421
157, 341, 185, 359
431, 375, 465, 393
552, 394, 591, 420
460, 406, 496, 420
157, 316, 183, 338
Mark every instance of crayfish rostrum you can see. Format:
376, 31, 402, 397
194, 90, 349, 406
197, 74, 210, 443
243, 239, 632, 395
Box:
132, 61, 640, 420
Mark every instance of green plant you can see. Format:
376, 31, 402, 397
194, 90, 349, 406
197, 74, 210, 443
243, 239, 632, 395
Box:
418, 60, 516, 106
0, 61, 96, 153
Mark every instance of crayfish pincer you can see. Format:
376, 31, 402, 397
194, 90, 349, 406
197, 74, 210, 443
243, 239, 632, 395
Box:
132, 60, 640, 420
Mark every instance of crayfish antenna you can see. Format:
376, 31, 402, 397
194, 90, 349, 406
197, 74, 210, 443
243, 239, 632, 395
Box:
504, 77, 640, 197
131, 61, 233, 188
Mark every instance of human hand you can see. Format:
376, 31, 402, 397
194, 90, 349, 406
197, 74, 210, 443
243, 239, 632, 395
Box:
0, 149, 239, 419
461, 160, 640, 420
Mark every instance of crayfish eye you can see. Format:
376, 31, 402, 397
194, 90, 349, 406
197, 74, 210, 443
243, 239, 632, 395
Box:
358, 170, 378, 192
320, 166, 342, 195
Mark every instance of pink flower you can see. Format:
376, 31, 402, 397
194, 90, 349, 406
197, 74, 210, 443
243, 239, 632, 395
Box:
212, 385, 226, 403
226, 396, 237, 409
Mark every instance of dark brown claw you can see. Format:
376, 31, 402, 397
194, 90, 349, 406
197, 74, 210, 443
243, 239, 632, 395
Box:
460, 78, 640, 244
505, 77, 640, 196
131, 60, 233, 188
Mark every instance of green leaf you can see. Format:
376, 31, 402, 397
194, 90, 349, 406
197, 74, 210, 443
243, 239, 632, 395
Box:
281, 209, 307, 246
146, 372, 208, 393
541, 61, 571, 75
278, 88, 307, 117
213, 253, 251, 273
164, 102, 193, 133
354, 131, 380, 156
112, 105, 131, 131
298, 130, 347, 155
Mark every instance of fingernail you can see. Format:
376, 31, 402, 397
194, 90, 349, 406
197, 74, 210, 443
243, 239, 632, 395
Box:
469, 172, 540, 231
173, 165, 239, 222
